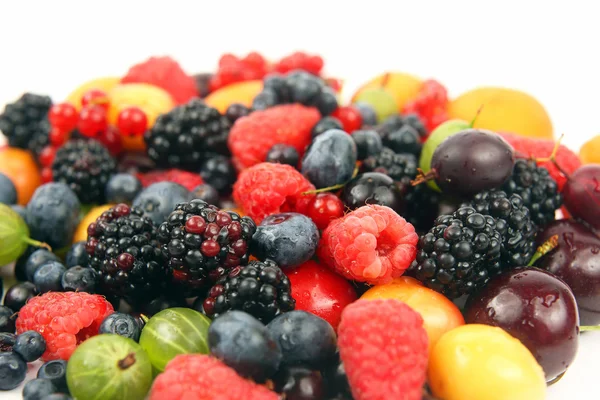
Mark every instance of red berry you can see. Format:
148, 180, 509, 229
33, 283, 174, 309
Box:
402, 79, 449, 132
185, 216, 207, 234
201, 240, 221, 257
117, 106, 148, 137
78, 105, 108, 137
49, 127, 70, 147
48, 102, 79, 131
81, 89, 110, 111
137, 169, 204, 191
96, 126, 123, 156
306, 193, 345, 230
41, 167, 53, 183
331, 106, 362, 133
38, 146, 57, 167
117, 253, 135, 271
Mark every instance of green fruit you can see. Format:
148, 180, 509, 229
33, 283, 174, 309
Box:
419, 119, 471, 191
139, 307, 210, 372
66, 334, 153, 400
353, 88, 398, 123
0, 203, 49, 266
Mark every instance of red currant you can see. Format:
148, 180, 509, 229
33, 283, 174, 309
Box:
49, 127, 70, 147
81, 89, 110, 111
331, 106, 362, 133
38, 146, 56, 167
116, 106, 148, 137
307, 193, 345, 230
41, 167, 53, 183
78, 105, 108, 137
48, 102, 78, 132
96, 126, 123, 156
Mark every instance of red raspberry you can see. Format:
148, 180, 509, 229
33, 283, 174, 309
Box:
16, 292, 114, 361
210, 52, 269, 92
149, 354, 278, 400
137, 169, 204, 191
273, 51, 324, 76
403, 79, 450, 133
233, 162, 315, 223
499, 132, 581, 191
338, 299, 428, 400
318, 205, 418, 284
228, 104, 321, 170
121, 56, 198, 105
331, 106, 362, 133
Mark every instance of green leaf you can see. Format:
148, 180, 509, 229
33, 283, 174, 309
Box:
0, 204, 50, 266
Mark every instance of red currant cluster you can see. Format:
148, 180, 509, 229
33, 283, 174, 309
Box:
402, 79, 450, 134
331, 106, 363, 133
209, 52, 269, 92
272, 51, 324, 76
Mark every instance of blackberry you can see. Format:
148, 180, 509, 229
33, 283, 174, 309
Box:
404, 184, 444, 233
86, 204, 166, 304
52, 139, 116, 204
144, 99, 231, 170
376, 113, 427, 138
411, 206, 503, 298
202, 259, 295, 323
382, 125, 422, 157
0, 93, 52, 156
199, 155, 237, 195
502, 159, 562, 225
265, 144, 300, 167
361, 147, 418, 194
468, 191, 537, 267
157, 199, 257, 297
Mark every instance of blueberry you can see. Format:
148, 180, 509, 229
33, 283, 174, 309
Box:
311, 116, 343, 139
403, 113, 427, 137
252, 213, 319, 269
34, 261, 67, 293
99, 312, 141, 342
133, 182, 193, 226
302, 129, 357, 189
3, 282, 36, 312
266, 144, 300, 167
263, 74, 291, 102
11, 204, 28, 221
25, 248, 61, 282
377, 114, 405, 136
353, 102, 378, 127
322, 351, 352, 399
65, 241, 89, 268
105, 173, 143, 204
14, 246, 35, 282
199, 155, 237, 195
273, 367, 325, 400
0, 305, 16, 333
191, 184, 219, 206
0, 172, 17, 204
316, 87, 339, 116
341, 172, 403, 212
267, 310, 337, 368
37, 359, 68, 391
383, 125, 422, 156
287, 74, 321, 104
252, 89, 279, 111
352, 130, 383, 160
13, 330, 46, 362
61, 266, 97, 293
0, 332, 16, 352
225, 103, 251, 123
0, 352, 27, 390
208, 310, 282, 382
26, 183, 81, 249
23, 378, 58, 400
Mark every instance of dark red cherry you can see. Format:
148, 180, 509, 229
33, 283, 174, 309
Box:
563, 164, 600, 231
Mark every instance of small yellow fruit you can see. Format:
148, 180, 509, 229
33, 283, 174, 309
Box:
352, 72, 423, 112
72, 204, 114, 244
66, 77, 121, 110
204, 80, 263, 113
579, 134, 600, 164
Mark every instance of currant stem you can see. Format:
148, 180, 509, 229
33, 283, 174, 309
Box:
140, 314, 150, 324
411, 168, 436, 186
580, 325, 600, 332
527, 235, 558, 266
535, 134, 564, 163
302, 165, 359, 195
22, 237, 52, 251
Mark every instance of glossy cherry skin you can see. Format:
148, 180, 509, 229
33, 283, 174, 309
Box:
536, 218, 600, 325
465, 267, 579, 381
563, 165, 600, 231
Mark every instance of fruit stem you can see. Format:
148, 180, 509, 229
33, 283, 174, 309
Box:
527, 235, 559, 266
302, 164, 359, 195
22, 237, 52, 251
580, 325, 600, 331
535, 134, 564, 163
469, 105, 484, 128
118, 353, 136, 370
140, 314, 150, 324
380, 72, 391, 88
410, 168, 436, 187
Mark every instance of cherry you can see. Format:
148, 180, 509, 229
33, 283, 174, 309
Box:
81, 89, 110, 111
48, 102, 78, 132
117, 106, 148, 137
563, 164, 600, 231
48, 127, 70, 147
465, 267, 579, 381
331, 106, 362, 133
306, 193, 344, 230
38, 146, 56, 167
78, 105, 108, 138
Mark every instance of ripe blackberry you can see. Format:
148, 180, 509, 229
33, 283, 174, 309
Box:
502, 159, 562, 225
86, 204, 166, 304
199, 155, 237, 195
0, 93, 52, 156
144, 99, 231, 170
361, 147, 418, 194
411, 206, 503, 298
202, 259, 295, 323
404, 184, 444, 233
157, 199, 257, 297
52, 139, 116, 204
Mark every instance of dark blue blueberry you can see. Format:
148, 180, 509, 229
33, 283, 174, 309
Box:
37, 359, 68, 391
208, 310, 282, 382
311, 116, 343, 139
266, 144, 300, 167
273, 367, 325, 399
199, 155, 237, 195
33, 261, 67, 293
302, 129, 357, 189
133, 182, 193, 226
377, 114, 405, 136
383, 125, 422, 156
0, 352, 27, 390
13, 330, 46, 362
341, 172, 403, 212
99, 312, 141, 342
65, 241, 89, 268
23, 378, 58, 400
25, 248, 61, 282
315, 87, 339, 116
252, 89, 279, 111
26, 183, 81, 249
403, 112, 428, 137
0, 172, 17, 204
322, 351, 352, 399
353, 102, 378, 127
10, 204, 29, 221
0, 332, 16, 352
191, 184, 219, 206
252, 213, 319, 269
0, 306, 16, 333
352, 130, 383, 160
267, 310, 337, 368
263, 74, 291, 102
105, 173, 143, 205
61, 266, 97, 293
3, 282, 36, 312
287, 74, 321, 105
225, 103, 251, 123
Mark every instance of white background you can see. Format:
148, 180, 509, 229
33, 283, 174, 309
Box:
1, 1, 599, 399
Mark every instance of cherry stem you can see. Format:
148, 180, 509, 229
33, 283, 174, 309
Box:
380, 72, 391, 88
411, 168, 436, 186
140, 314, 150, 324
302, 165, 359, 195
118, 353, 136, 370
580, 325, 600, 332
535, 134, 564, 163
469, 104, 485, 128
527, 235, 558, 267
22, 237, 51, 251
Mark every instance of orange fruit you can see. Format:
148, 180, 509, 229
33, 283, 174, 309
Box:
448, 87, 553, 140
66, 76, 121, 110
351, 72, 423, 112
579, 134, 600, 164
204, 80, 263, 113
0, 147, 41, 205
72, 204, 114, 243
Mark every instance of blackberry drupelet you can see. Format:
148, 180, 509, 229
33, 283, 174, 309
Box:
144, 99, 231, 170
411, 206, 503, 298
52, 139, 116, 204
502, 159, 562, 226
404, 184, 444, 233
202, 259, 295, 323
199, 155, 237, 195
0, 93, 52, 156
157, 199, 257, 297
86, 204, 166, 304
361, 147, 418, 194
468, 191, 537, 267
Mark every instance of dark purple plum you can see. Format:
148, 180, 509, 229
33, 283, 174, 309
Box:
563, 164, 600, 231
302, 129, 357, 189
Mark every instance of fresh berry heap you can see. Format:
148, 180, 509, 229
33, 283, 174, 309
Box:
272, 51, 324, 76
402, 79, 450, 133
0, 93, 52, 156
209, 52, 269, 92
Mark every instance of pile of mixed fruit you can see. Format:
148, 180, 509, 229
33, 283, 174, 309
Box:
0, 51, 599, 400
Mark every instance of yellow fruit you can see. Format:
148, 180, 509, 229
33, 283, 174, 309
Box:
0, 147, 41, 205
204, 80, 263, 113
72, 204, 114, 243
66, 77, 121, 110
579, 134, 600, 164
428, 324, 546, 400
449, 87, 553, 140
351, 72, 423, 112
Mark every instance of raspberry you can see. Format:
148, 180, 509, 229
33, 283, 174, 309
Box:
338, 299, 428, 400
15, 292, 114, 361
402, 79, 450, 133
137, 169, 204, 191
209, 52, 269, 92
228, 104, 321, 169
272, 51, 325, 76
233, 163, 315, 223
317, 205, 418, 284
121, 56, 198, 105
149, 354, 278, 400
498, 132, 581, 191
